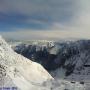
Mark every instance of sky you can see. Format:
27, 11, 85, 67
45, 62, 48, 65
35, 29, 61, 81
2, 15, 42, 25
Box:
0, 0, 90, 40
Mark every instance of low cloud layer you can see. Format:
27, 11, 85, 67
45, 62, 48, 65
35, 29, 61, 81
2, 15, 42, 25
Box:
1, 28, 90, 40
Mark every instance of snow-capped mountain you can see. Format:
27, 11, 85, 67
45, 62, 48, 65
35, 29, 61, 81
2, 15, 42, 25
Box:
5, 39, 90, 90
12, 40, 90, 81
0, 36, 86, 90
0, 36, 53, 90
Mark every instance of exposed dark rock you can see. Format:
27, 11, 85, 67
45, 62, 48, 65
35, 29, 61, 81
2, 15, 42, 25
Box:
12, 40, 90, 76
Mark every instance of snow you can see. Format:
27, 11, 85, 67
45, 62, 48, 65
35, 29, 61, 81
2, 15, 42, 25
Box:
50, 67, 66, 79
0, 36, 87, 90
0, 36, 53, 90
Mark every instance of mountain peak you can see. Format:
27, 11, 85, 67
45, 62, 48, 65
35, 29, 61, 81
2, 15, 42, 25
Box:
0, 36, 53, 90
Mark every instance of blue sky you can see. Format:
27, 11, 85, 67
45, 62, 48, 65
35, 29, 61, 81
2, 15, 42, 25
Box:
0, 0, 90, 40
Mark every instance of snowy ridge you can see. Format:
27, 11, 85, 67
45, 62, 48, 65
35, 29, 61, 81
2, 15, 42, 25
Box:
0, 36, 53, 90
0, 36, 86, 90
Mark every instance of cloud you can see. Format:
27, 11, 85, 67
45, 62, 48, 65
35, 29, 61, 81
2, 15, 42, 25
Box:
68, 0, 90, 29
0, 0, 90, 40
0, 0, 79, 29
1, 28, 90, 40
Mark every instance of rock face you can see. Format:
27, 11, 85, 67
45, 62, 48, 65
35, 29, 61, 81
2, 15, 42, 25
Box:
12, 40, 90, 78
5, 38, 86, 90
0, 36, 53, 90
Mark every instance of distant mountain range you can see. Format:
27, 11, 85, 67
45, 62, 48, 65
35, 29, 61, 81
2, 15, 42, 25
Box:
11, 40, 90, 81
4, 38, 90, 90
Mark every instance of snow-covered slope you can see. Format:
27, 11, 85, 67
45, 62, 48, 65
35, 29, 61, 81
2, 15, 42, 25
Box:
5, 38, 88, 90
0, 36, 53, 90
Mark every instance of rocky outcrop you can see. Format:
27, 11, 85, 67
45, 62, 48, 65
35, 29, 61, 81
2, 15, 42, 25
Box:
13, 40, 90, 77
